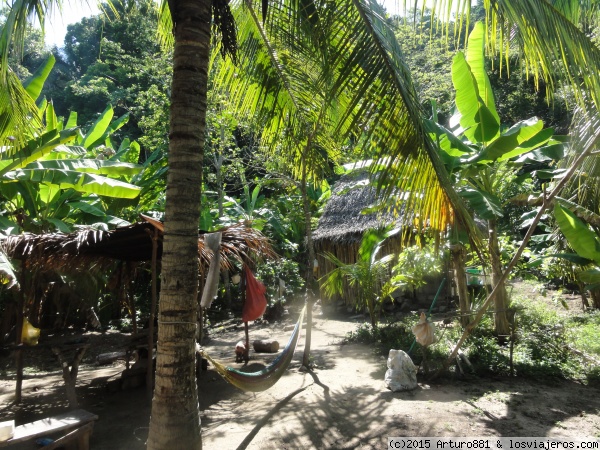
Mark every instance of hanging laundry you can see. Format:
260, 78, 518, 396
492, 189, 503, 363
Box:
242, 266, 267, 322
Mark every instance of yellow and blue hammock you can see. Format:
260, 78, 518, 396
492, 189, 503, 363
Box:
201, 306, 306, 392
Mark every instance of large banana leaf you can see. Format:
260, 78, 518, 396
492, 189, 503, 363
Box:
25, 159, 142, 177
0, 128, 80, 176
474, 120, 553, 163
465, 22, 499, 126
458, 187, 503, 219
23, 55, 55, 101
3, 168, 142, 199
579, 269, 600, 287
81, 105, 115, 148
452, 52, 499, 144
554, 202, 600, 265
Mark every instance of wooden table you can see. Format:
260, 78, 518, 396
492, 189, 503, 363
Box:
0, 409, 98, 450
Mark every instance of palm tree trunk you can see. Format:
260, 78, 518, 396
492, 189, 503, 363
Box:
147, 0, 211, 447
488, 219, 510, 337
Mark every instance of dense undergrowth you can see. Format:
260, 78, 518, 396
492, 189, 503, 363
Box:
345, 294, 600, 385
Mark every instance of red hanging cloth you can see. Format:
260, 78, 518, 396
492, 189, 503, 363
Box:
242, 266, 267, 322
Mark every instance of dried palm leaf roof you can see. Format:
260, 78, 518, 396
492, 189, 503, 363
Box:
313, 170, 398, 244
0, 215, 277, 273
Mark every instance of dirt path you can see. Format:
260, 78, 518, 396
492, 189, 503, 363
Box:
1, 310, 599, 449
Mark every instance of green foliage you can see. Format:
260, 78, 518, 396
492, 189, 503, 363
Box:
255, 258, 304, 310
0, 248, 17, 288
427, 24, 558, 236
60, 0, 172, 153
346, 294, 599, 382
554, 203, 600, 266
392, 22, 456, 124
345, 320, 415, 354
383, 241, 442, 297
553, 203, 600, 290
567, 311, 600, 358
0, 59, 149, 234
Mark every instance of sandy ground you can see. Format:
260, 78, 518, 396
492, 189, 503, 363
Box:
1, 303, 599, 449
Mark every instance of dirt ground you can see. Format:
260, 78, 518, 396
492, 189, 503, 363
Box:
1, 284, 600, 449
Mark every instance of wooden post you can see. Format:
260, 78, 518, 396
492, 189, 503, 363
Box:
241, 268, 249, 363
127, 263, 137, 335
244, 321, 249, 363
14, 259, 25, 404
147, 228, 159, 396
302, 296, 312, 367
303, 266, 317, 368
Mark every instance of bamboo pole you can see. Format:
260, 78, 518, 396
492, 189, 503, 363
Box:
434, 111, 600, 379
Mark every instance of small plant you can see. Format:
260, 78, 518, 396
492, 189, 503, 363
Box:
321, 226, 399, 328
383, 241, 442, 299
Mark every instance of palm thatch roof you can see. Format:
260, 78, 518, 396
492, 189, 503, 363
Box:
313, 169, 397, 244
0, 215, 277, 274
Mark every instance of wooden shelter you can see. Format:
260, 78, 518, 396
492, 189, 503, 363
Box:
313, 169, 402, 306
0, 215, 277, 403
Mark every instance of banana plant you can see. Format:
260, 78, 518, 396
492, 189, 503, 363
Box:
0, 56, 144, 234
553, 203, 600, 307
221, 175, 270, 231
426, 22, 560, 335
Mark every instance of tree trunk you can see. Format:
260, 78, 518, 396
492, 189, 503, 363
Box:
450, 244, 470, 328
488, 219, 510, 337
590, 288, 600, 309
577, 281, 591, 310
146, 0, 211, 447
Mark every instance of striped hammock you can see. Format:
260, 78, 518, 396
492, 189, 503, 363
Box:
201, 306, 306, 392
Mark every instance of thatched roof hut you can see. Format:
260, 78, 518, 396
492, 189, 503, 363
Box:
313, 170, 401, 305
313, 170, 397, 244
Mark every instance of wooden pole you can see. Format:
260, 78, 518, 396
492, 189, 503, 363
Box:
244, 321, 250, 364
147, 228, 159, 396
14, 259, 25, 404
241, 268, 249, 363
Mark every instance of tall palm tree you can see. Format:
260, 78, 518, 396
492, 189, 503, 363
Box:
5, 0, 600, 446
1, 0, 232, 447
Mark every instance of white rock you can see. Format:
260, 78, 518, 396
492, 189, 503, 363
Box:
384, 349, 418, 392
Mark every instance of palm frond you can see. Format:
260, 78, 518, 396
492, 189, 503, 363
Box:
213, 0, 480, 244
156, 0, 174, 50
0, 68, 41, 150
